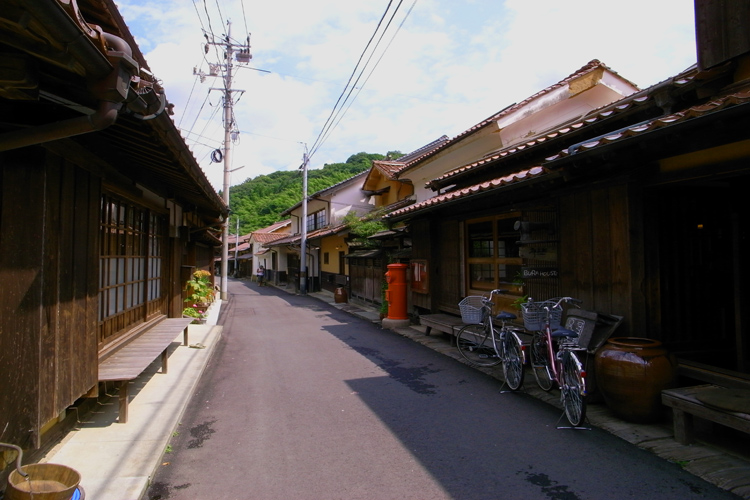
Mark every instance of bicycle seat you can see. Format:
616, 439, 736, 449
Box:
495, 311, 517, 321
551, 328, 578, 338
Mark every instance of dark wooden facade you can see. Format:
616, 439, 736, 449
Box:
0, 151, 100, 450
0, 0, 226, 457
348, 255, 385, 305
391, 57, 750, 378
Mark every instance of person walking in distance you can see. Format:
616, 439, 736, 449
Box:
256, 265, 265, 286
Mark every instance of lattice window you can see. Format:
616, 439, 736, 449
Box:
99, 195, 165, 329
465, 213, 522, 292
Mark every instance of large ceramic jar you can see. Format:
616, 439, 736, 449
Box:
594, 337, 677, 423
334, 287, 348, 303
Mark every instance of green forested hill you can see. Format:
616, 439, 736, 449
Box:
227, 152, 395, 234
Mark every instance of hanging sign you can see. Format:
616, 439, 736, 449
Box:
519, 245, 557, 261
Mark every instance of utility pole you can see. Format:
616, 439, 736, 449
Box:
300, 147, 309, 295
195, 20, 252, 301
234, 216, 240, 272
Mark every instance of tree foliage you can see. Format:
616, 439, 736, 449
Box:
226, 152, 386, 234
342, 208, 389, 248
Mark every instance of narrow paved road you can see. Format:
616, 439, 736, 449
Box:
146, 280, 738, 500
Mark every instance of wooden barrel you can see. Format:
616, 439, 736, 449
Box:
6, 463, 81, 500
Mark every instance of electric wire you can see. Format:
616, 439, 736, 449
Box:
316, 0, 413, 156
190, 0, 208, 34
323, 0, 418, 148
186, 91, 213, 137
178, 74, 201, 129
240, 0, 250, 40
308, 1, 411, 161
181, 129, 223, 149
186, 102, 223, 162
199, 102, 224, 144
213, 0, 226, 39
306, 1, 397, 159
201, 0, 216, 42
200, 0, 224, 65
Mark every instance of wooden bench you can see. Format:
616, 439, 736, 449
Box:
419, 314, 466, 345
98, 318, 194, 423
661, 384, 750, 445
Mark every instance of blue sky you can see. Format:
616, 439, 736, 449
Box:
116, 0, 697, 191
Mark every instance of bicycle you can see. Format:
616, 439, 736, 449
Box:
456, 289, 526, 391
522, 297, 588, 427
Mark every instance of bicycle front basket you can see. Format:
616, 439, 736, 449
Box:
459, 296, 486, 324
521, 300, 562, 331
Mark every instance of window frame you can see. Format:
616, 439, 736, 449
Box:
306, 209, 327, 232
465, 212, 523, 293
99, 194, 166, 344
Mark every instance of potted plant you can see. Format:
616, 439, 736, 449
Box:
182, 305, 207, 324
498, 271, 525, 296
379, 279, 389, 320
512, 294, 529, 312
185, 269, 214, 308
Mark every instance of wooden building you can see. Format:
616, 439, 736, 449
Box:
387, 1, 750, 380
0, 0, 226, 456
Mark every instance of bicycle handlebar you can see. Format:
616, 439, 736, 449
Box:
479, 289, 508, 306
547, 296, 582, 310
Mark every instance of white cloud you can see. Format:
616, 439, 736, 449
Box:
116, 0, 696, 192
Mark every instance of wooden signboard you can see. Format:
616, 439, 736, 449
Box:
522, 267, 559, 279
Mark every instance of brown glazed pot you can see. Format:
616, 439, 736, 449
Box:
334, 287, 348, 303
594, 337, 677, 423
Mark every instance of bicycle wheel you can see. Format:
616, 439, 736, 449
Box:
456, 324, 501, 367
501, 330, 525, 390
561, 351, 587, 426
529, 331, 554, 391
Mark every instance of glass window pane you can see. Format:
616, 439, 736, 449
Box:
469, 263, 494, 290
109, 258, 117, 285
468, 221, 493, 258
135, 282, 143, 305
498, 263, 521, 282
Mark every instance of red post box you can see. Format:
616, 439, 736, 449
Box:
384, 263, 408, 320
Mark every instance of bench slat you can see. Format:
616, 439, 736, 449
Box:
98, 317, 193, 422
419, 314, 466, 346
662, 384, 750, 445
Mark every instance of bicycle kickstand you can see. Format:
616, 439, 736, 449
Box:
498, 379, 525, 395
555, 412, 592, 431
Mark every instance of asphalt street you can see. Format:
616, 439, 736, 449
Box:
145, 280, 739, 500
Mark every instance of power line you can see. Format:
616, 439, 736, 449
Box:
178, 74, 201, 129
319, 0, 418, 150
315, 0, 412, 154
213, 0, 226, 38
186, 90, 214, 136
190, 0, 208, 33
307, 1, 397, 158
240, 0, 250, 39
307, 1, 415, 161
